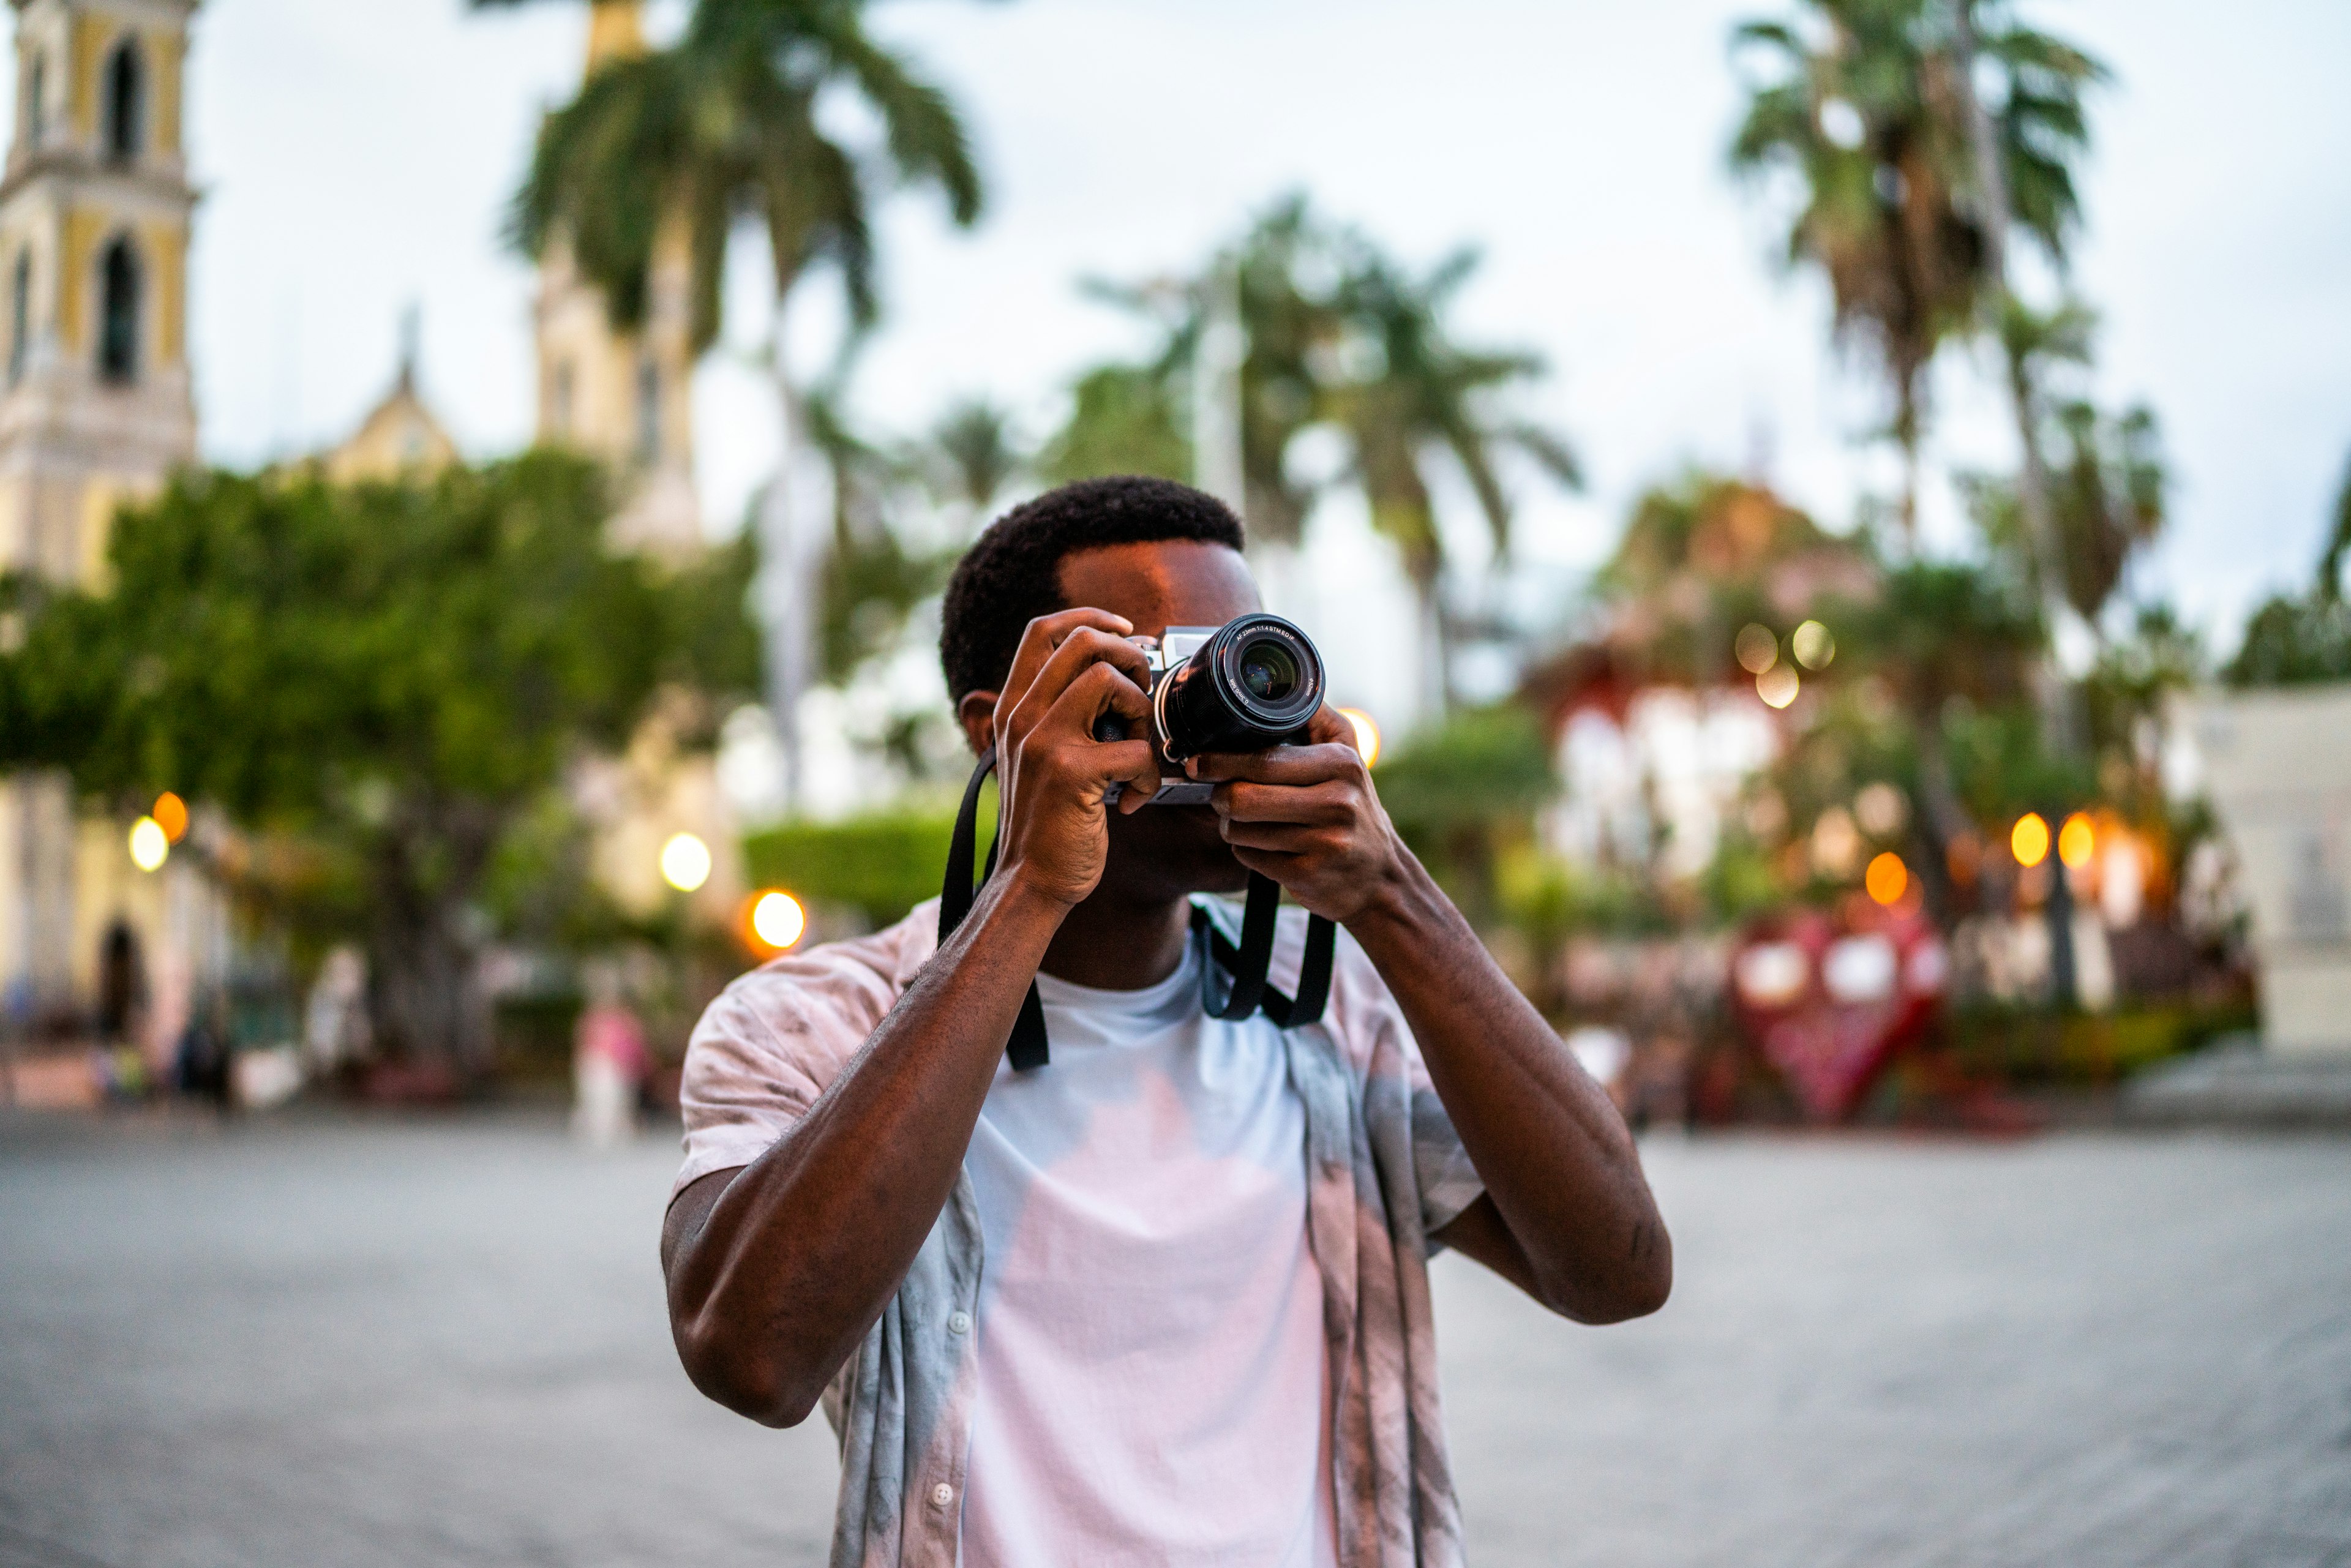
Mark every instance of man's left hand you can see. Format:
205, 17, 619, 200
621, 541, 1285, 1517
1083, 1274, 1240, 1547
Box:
1187, 705, 1406, 928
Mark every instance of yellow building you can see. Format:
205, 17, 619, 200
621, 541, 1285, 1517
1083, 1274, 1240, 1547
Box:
323, 313, 459, 486
0, 0, 213, 1036
533, 0, 702, 559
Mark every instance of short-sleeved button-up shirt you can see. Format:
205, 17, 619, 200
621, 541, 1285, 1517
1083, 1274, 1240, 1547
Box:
675, 897, 1475, 1568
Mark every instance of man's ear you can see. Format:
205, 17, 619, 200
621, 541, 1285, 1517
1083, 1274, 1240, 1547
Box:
957, 691, 999, 757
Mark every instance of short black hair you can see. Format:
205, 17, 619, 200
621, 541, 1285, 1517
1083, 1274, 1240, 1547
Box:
939, 475, 1246, 701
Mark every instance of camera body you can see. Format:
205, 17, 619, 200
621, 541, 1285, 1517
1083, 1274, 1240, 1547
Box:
1100, 612, 1326, 806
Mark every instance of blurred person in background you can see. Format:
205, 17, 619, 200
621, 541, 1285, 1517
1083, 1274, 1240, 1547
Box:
572, 964, 649, 1149
659, 478, 1670, 1566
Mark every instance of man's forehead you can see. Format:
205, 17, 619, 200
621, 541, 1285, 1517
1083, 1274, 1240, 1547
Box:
1056, 539, 1261, 637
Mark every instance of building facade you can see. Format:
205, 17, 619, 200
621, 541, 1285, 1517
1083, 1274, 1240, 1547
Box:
0, 0, 209, 1036
531, 0, 701, 559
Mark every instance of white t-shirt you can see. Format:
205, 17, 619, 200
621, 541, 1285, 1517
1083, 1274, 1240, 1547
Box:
959, 936, 1337, 1568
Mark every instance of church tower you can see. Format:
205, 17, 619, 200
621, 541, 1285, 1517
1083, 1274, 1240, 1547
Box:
0, 0, 201, 1024
532, 0, 700, 557
0, 0, 197, 582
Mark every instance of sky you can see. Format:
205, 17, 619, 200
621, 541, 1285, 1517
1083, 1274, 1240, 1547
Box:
108, 0, 2351, 677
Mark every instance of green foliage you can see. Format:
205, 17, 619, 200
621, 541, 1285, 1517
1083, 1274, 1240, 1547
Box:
1374, 704, 1557, 836
1728, 0, 2106, 493
2224, 593, 2351, 688
509, 0, 984, 350
744, 805, 981, 928
1375, 704, 1558, 928
0, 454, 757, 1062
1049, 195, 1577, 700
1039, 365, 1191, 488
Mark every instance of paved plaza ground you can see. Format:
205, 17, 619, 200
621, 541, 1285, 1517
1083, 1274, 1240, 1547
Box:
2, 1109, 2347, 1568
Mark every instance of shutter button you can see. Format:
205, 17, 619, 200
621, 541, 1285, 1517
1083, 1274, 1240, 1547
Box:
948, 1310, 972, 1335
931, 1482, 954, 1509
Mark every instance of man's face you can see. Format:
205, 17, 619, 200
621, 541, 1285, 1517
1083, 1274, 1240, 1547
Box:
1007, 538, 1261, 902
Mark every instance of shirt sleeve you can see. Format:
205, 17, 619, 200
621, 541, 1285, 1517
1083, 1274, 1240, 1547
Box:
671, 932, 906, 1200
1317, 919, 1486, 1243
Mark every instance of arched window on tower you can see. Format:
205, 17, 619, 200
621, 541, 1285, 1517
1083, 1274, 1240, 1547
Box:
28, 55, 46, 149
10, 250, 29, 386
636, 356, 661, 463
103, 39, 144, 163
99, 236, 140, 384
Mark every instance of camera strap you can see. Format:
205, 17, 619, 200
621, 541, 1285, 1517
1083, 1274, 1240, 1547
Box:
938, 746, 1335, 1073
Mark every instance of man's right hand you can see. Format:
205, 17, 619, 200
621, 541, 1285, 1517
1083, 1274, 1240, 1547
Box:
988, 609, 1161, 909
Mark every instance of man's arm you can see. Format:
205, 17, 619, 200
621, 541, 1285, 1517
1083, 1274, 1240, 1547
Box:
660, 611, 1161, 1426
1193, 711, 1671, 1325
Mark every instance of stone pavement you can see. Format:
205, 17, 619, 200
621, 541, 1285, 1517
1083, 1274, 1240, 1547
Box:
1, 1110, 2345, 1567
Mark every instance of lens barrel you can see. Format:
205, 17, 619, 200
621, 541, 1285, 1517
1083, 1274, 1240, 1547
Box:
1155, 613, 1325, 760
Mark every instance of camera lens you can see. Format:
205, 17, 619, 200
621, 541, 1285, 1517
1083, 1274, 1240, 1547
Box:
1238, 640, 1299, 703
1153, 612, 1324, 760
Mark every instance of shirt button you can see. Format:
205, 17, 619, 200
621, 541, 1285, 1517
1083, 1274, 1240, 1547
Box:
947, 1310, 972, 1335
930, 1482, 954, 1509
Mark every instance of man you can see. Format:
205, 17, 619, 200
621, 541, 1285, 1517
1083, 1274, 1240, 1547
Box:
662, 476, 1670, 1567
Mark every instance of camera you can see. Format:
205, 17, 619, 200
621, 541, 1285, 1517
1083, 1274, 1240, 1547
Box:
1096, 612, 1326, 806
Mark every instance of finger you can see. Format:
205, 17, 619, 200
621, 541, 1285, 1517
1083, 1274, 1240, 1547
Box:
996, 610, 1136, 735
1229, 845, 1305, 884
1211, 779, 1358, 827
1218, 818, 1330, 854
1045, 664, 1162, 808
1306, 703, 1354, 748
1187, 741, 1364, 787
1007, 627, 1154, 737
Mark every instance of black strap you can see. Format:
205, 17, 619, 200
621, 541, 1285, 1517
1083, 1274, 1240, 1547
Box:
938, 748, 1050, 1071
1193, 884, 1337, 1032
940, 749, 1336, 1074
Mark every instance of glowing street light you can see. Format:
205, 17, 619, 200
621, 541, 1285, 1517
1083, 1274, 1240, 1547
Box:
128, 816, 169, 872
1338, 707, 1382, 768
2011, 812, 2050, 868
749, 890, 806, 954
659, 831, 713, 893
152, 791, 190, 844
2058, 812, 2096, 870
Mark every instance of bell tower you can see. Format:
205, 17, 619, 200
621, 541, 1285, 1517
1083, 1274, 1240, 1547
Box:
532, 0, 700, 557
0, 0, 197, 583
0, 0, 200, 1025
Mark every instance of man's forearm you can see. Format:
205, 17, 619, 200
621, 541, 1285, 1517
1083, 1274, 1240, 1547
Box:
665, 871, 1068, 1425
1347, 849, 1671, 1323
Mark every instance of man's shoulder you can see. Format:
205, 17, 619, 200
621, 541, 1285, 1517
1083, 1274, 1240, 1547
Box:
689, 900, 939, 1063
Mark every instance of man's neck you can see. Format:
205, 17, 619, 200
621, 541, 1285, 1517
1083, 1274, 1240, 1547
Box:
1037, 887, 1192, 991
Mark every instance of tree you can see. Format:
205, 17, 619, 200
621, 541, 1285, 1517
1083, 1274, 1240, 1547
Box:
1053, 197, 1578, 713
1324, 239, 1582, 712
497, 0, 984, 808
0, 456, 757, 1070
1728, 0, 2103, 533
1065, 196, 1342, 546
1966, 300, 2166, 633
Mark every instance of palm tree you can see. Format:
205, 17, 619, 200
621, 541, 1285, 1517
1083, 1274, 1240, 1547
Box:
1074, 196, 1342, 549
1973, 300, 2165, 637
489, 0, 983, 809
2314, 444, 2351, 602
1325, 241, 1582, 715
1728, 0, 2102, 536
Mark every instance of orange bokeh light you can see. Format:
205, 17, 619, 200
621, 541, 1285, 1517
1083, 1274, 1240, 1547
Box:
2058, 812, 2095, 869
152, 791, 189, 844
2011, 812, 2050, 868
1865, 851, 1908, 906
1338, 707, 1381, 768
741, 889, 807, 956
